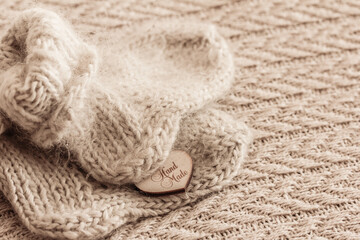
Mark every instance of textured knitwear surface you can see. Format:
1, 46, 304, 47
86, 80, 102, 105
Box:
0, 5, 252, 240
0, 0, 360, 240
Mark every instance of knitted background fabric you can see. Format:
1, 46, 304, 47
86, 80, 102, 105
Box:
0, 0, 359, 240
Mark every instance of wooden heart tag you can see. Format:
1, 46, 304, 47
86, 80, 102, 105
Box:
135, 150, 193, 195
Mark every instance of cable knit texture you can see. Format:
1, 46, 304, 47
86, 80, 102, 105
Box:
0, 7, 252, 240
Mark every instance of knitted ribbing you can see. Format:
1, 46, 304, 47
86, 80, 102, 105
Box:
0, 8, 252, 240
0, 9, 97, 143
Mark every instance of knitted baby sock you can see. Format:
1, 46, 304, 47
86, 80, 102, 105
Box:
0, 8, 253, 239
0, 8, 236, 185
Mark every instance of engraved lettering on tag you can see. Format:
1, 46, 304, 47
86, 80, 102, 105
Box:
135, 150, 193, 195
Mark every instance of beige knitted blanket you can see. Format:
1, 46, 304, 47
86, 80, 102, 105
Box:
0, 0, 359, 239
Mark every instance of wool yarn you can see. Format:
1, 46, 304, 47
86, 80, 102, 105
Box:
0, 8, 252, 240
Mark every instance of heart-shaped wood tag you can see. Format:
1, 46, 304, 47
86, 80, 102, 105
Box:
135, 150, 193, 195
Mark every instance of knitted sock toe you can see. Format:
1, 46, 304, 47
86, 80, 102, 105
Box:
67, 21, 235, 184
